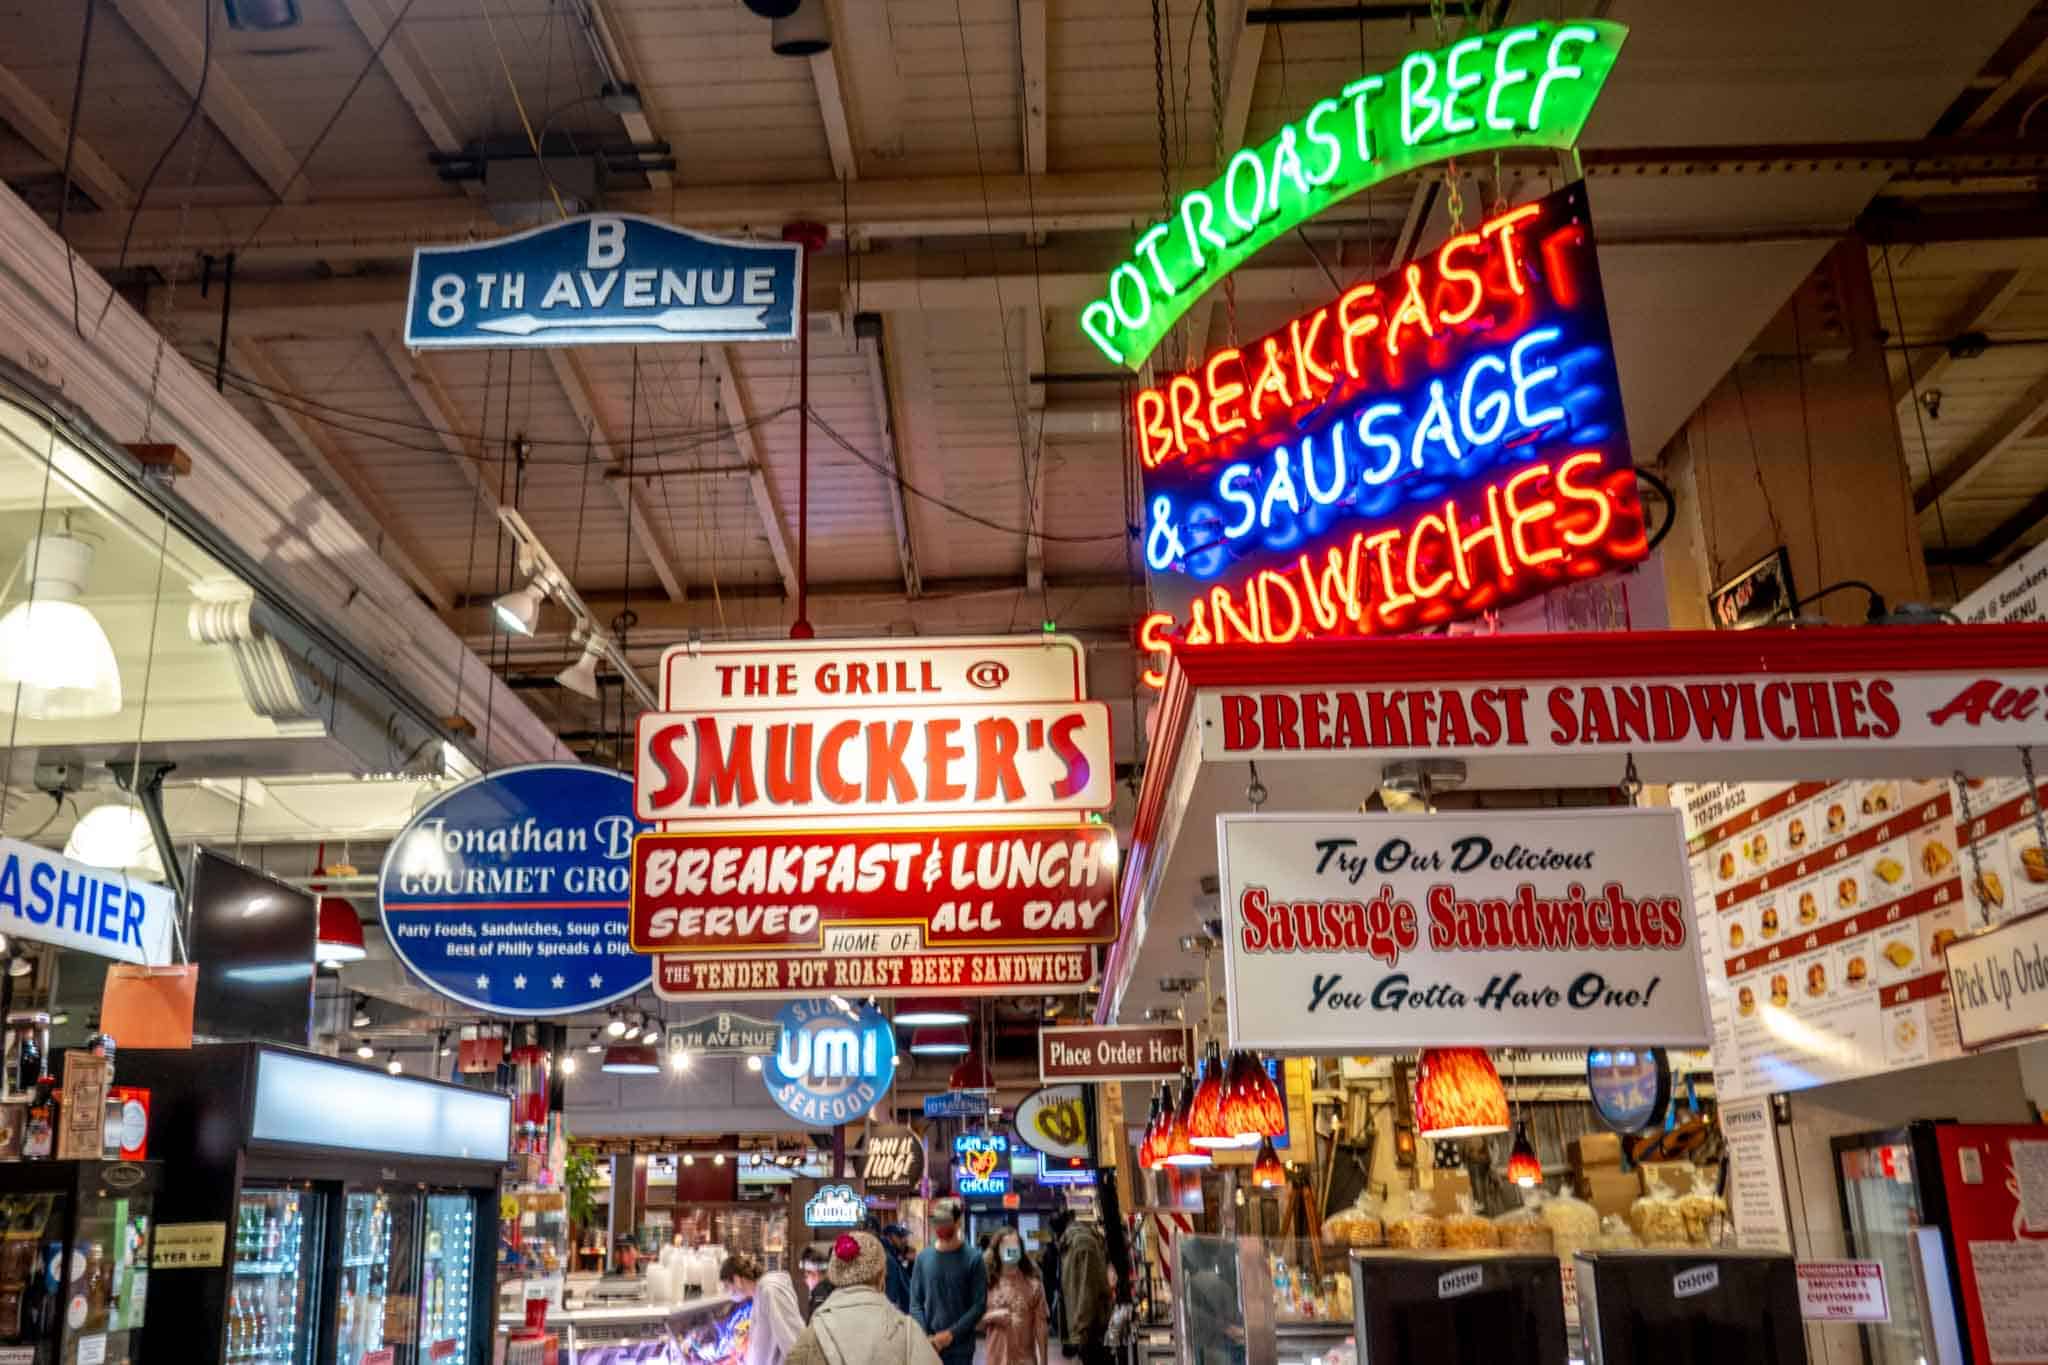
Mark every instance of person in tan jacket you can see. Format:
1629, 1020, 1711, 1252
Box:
788, 1232, 943, 1365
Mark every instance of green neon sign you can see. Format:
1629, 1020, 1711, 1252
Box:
1080, 19, 1627, 370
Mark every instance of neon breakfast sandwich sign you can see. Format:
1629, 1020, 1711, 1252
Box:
1135, 180, 1645, 680
1081, 20, 1625, 369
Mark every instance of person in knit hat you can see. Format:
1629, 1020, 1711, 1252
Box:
787, 1232, 943, 1365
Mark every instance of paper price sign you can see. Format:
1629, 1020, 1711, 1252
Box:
152, 1222, 226, 1270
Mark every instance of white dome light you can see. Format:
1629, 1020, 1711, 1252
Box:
0, 535, 121, 719
63, 804, 164, 881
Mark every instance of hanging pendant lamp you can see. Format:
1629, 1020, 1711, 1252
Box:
1162, 1071, 1211, 1167
1138, 1090, 1164, 1171
1188, 1041, 1234, 1149
1507, 1122, 1543, 1187
1413, 1047, 1511, 1138
1251, 1136, 1286, 1189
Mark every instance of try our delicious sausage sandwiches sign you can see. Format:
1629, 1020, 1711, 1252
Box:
1218, 808, 1710, 1050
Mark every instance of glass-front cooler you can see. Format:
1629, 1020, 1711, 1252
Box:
230, 1185, 319, 1362
336, 1191, 414, 1365
1835, 1132, 1929, 1365
121, 1044, 509, 1365
0, 1159, 161, 1365
421, 1192, 479, 1365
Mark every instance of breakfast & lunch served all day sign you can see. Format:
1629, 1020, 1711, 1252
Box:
1218, 808, 1709, 1050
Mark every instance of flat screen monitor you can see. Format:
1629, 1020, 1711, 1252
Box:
1350, 1252, 1567, 1365
1575, 1250, 1805, 1365
186, 847, 316, 1046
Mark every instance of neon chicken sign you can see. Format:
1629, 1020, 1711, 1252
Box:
1135, 181, 1647, 686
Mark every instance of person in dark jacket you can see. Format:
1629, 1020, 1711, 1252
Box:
1043, 1211, 1069, 1347
874, 1218, 914, 1312
1057, 1217, 1110, 1365
908, 1198, 985, 1365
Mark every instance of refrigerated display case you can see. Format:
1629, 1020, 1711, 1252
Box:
1834, 1120, 2048, 1365
230, 1185, 320, 1362
422, 1192, 479, 1365
0, 1159, 160, 1365
120, 1043, 510, 1365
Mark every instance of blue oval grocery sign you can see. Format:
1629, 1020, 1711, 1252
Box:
764, 999, 896, 1127
379, 763, 651, 1015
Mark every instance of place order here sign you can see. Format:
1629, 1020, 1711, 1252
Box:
630, 637, 1117, 1000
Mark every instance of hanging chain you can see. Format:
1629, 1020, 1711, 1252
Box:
2024, 747, 2048, 870
1152, 0, 1172, 223
1444, 162, 1465, 231
1206, 0, 1237, 345
1953, 771, 1990, 927
1247, 761, 1268, 811
1620, 754, 1643, 807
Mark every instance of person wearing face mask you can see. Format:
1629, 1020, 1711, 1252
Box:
979, 1229, 1048, 1365
721, 1252, 806, 1365
788, 1232, 941, 1365
799, 1244, 835, 1319
908, 1198, 986, 1365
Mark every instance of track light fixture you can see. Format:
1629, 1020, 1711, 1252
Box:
556, 633, 606, 700
493, 576, 548, 637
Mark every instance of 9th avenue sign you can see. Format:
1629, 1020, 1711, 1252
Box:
1039, 1024, 1193, 1083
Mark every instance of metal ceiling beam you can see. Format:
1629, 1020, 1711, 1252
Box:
370, 330, 515, 520
1943, 485, 2048, 566
811, 29, 860, 182
575, 0, 673, 192
1019, 0, 1047, 176
227, 340, 455, 609
542, 349, 688, 602
0, 63, 131, 210
334, 0, 468, 162
76, 132, 1944, 267
109, 0, 309, 202
1914, 369, 2048, 513
880, 312, 955, 582
1957, 31, 2048, 135
852, 314, 920, 597
1890, 268, 2027, 409
439, 574, 1140, 642
711, 346, 799, 601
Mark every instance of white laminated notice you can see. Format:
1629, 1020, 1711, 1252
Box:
2012, 1141, 2048, 1234
1969, 1241, 2048, 1362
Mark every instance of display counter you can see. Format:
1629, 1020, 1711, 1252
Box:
497, 1290, 748, 1365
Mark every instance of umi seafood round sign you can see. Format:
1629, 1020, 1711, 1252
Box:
1218, 808, 1709, 1049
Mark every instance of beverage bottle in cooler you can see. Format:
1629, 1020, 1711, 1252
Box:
82, 1243, 106, 1330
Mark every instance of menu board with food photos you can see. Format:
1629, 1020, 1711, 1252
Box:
1681, 777, 1972, 1101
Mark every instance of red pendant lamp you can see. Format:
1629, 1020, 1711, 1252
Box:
1224, 1050, 1287, 1140
1138, 1089, 1165, 1171
1188, 1042, 1234, 1149
1506, 1122, 1543, 1187
1251, 1136, 1286, 1189
1162, 1071, 1211, 1167
1413, 1047, 1511, 1138
949, 1054, 994, 1092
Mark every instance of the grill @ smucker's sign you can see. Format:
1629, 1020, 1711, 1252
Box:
1218, 808, 1709, 1050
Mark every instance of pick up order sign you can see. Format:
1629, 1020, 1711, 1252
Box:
1218, 808, 1710, 1049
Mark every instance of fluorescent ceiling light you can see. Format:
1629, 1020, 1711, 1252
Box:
63, 804, 163, 881
0, 534, 122, 720
492, 580, 546, 636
